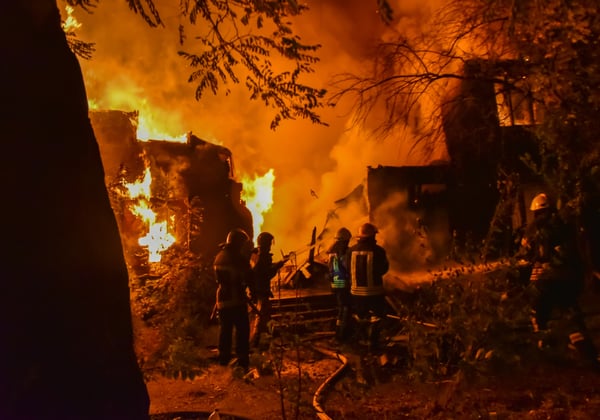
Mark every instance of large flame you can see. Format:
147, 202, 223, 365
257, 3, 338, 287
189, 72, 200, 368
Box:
125, 167, 176, 262
241, 169, 275, 243
136, 114, 187, 143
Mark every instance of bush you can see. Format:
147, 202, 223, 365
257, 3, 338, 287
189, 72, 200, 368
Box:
388, 264, 537, 382
130, 247, 216, 379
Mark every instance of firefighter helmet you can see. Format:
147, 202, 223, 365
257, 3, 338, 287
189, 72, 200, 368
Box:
257, 231, 275, 248
226, 228, 250, 249
335, 227, 352, 241
358, 222, 378, 238
530, 193, 551, 212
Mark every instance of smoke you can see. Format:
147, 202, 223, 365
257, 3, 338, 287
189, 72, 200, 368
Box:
65, 0, 450, 267
372, 190, 451, 271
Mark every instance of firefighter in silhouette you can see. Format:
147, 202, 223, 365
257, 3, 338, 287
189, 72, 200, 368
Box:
327, 227, 353, 342
249, 231, 285, 349
520, 193, 599, 366
213, 228, 253, 370
349, 222, 389, 351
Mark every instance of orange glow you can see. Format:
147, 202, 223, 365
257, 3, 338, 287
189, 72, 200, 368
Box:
69, 0, 466, 263
126, 167, 152, 198
241, 169, 275, 243
125, 167, 176, 262
136, 114, 187, 143
61, 5, 81, 33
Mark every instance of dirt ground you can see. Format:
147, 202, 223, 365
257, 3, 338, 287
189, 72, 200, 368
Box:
145, 332, 600, 419
146, 352, 339, 419
141, 268, 600, 419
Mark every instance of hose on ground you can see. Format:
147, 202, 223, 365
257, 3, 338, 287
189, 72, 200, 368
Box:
310, 345, 349, 420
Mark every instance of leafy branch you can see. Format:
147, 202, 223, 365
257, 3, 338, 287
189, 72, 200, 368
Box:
178, 0, 327, 129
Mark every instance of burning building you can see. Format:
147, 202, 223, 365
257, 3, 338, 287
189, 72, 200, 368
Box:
90, 110, 253, 269
441, 59, 543, 256
366, 163, 453, 270
328, 59, 543, 273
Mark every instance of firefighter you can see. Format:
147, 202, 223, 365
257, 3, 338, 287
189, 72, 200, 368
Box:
213, 228, 253, 370
327, 227, 353, 342
249, 231, 285, 349
349, 222, 389, 351
520, 193, 599, 366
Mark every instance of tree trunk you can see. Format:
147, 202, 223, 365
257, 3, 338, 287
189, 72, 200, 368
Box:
0, 1, 149, 418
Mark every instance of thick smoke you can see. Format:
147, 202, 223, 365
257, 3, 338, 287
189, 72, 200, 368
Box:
66, 0, 450, 271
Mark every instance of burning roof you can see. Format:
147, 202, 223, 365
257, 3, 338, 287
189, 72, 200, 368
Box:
90, 110, 253, 266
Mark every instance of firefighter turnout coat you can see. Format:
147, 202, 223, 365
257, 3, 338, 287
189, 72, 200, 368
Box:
214, 244, 253, 310
349, 237, 389, 297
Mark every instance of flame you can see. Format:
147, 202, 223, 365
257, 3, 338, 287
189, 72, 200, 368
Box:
241, 169, 275, 243
126, 167, 152, 198
138, 221, 175, 263
125, 167, 176, 262
88, 99, 99, 111
136, 114, 187, 143
61, 5, 81, 33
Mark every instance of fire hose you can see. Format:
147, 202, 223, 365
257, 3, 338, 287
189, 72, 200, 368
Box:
310, 345, 349, 420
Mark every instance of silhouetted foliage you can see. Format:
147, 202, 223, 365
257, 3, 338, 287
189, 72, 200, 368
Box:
66, 0, 327, 129
329, 0, 600, 272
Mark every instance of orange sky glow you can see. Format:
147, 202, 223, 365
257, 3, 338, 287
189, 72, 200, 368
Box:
63, 0, 451, 260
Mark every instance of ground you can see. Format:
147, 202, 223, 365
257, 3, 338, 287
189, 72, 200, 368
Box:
145, 327, 600, 419
141, 267, 600, 419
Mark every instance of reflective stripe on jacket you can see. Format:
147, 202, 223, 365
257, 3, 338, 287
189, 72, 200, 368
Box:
328, 252, 349, 289
349, 238, 389, 297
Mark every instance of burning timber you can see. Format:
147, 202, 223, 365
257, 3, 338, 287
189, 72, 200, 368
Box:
90, 110, 253, 271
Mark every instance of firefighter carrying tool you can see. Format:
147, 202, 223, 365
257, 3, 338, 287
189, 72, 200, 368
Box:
249, 232, 287, 349
210, 293, 260, 322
